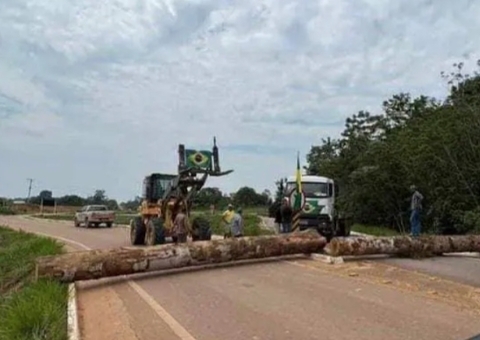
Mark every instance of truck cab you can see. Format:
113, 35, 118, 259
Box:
284, 175, 350, 239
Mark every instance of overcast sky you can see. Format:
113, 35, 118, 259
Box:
1, 0, 479, 201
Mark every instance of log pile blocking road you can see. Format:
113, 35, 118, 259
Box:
325, 234, 480, 258
35, 230, 327, 283
35, 231, 480, 283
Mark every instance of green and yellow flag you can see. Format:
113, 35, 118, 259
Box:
292, 152, 303, 211
185, 149, 212, 169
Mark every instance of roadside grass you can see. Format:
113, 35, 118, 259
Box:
32, 209, 271, 230
33, 214, 73, 222
0, 206, 16, 215
33, 211, 405, 238
241, 206, 269, 216
34, 213, 136, 226
192, 212, 274, 236
0, 226, 67, 340
351, 224, 402, 236
190, 206, 269, 216
115, 214, 137, 225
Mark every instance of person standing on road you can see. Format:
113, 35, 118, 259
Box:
173, 206, 188, 243
280, 198, 293, 233
222, 204, 235, 238
231, 208, 244, 238
409, 185, 424, 237
274, 202, 282, 234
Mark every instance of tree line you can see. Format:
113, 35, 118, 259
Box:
14, 186, 272, 211
303, 61, 480, 235
24, 189, 120, 210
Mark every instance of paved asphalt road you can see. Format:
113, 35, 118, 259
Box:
378, 256, 480, 287
262, 216, 480, 287
1, 215, 480, 340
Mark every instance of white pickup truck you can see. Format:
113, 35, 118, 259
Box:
74, 205, 115, 228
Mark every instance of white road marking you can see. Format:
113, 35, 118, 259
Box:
67, 283, 80, 340
34, 231, 92, 251
128, 281, 197, 340
26, 228, 196, 340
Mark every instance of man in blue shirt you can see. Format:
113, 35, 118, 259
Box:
409, 185, 424, 237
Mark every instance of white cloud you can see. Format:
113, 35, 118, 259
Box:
1, 0, 480, 201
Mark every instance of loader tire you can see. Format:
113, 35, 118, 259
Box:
145, 217, 166, 246
191, 216, 212, 241
130, 217, 146, 245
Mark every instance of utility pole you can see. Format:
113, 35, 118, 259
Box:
27, 178, 33, 202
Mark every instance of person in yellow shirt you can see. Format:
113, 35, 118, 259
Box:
222, 204, 235, 238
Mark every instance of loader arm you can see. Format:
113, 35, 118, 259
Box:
132, 137, 234, 246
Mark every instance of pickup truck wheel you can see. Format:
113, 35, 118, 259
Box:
74, 219, 80, 228
145, 218, 166, 246
130, 217, 146, 245
106, 222, 112, 228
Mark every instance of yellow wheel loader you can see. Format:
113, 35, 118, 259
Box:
130, 138, 233, 246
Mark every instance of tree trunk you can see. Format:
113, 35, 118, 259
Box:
325, 235, 480, 257
35, 230, 327, 283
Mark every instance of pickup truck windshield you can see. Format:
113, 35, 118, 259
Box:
88, 206, 108, 211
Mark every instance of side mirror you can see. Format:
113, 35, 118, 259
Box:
328, 183, 334, 197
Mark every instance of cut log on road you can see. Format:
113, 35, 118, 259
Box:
325, 235, 480, 258
35, 230, 327, 283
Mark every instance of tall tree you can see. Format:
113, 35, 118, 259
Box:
305, 60, 480, 235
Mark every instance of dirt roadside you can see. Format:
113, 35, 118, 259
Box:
1, 215, 480, 340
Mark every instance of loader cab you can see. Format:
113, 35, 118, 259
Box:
142, 173, 177, 203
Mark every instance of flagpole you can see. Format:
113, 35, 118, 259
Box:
291, 151, 302, 232
292, 209, 301, 232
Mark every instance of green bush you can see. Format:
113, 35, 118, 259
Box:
0, 206, 16, 215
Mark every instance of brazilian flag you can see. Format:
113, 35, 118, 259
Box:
185, 149, 212, 169
292, 152, 303, 212
302, 200, 325, 214
303, 200, 319, 214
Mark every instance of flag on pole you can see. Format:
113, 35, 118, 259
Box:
292, 152, 303, 211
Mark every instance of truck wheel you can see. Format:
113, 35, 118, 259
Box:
191, 216, 212, 241
145, 217, 166, 246
130, 217, 146, 245
74, 219, 80, 228
336, 219, 350, 237
106, 222, 112, 228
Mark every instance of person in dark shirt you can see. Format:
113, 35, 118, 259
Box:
280, 198, 293, 233
274, 203, 282, 233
